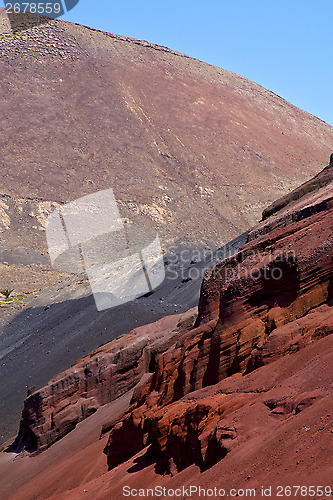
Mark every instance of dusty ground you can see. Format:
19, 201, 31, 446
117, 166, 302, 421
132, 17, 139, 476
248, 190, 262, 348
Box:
0, 234, 247, 446
1, 335, 331, 499
0, 10, 332, 499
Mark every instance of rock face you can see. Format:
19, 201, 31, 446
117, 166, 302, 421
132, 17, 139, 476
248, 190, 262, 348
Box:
8, 309, 197, 452
247, 303, 333, 370
1, 13, 333, 445
9, 158, 333, 476
102, 158, 333, 473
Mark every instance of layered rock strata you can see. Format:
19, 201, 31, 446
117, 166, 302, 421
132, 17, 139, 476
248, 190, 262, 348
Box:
10, 159, 333, 477
9, 309, 197, 452
103, 160, 333, 472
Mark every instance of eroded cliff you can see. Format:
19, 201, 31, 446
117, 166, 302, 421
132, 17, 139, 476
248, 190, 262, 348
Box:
102, 158, 333, 473
7, 158, 333, 486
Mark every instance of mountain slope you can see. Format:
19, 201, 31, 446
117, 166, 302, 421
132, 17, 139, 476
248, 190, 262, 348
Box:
0, 13, 333, 496
0, 8, 332, 253
1, 159, 332, 499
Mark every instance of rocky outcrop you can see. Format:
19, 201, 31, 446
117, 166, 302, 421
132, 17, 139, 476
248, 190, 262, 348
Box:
104, 388, 253, 473
104, 327, 333, 476
8, 309, 197, 452
247, 303, 333, 371
8, 159, 333, 477
103, 160, 333, 472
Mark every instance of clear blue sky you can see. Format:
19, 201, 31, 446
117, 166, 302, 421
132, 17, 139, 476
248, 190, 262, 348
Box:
60, 0, 332, 126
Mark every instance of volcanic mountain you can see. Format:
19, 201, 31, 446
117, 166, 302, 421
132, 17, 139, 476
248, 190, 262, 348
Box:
1, 156, 332, 500
0, 9, 332, 270
2, 11, 333, 447
0, 11, 333, 495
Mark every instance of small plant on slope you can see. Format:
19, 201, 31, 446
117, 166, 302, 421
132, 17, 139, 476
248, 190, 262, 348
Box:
1, 289, 14, 301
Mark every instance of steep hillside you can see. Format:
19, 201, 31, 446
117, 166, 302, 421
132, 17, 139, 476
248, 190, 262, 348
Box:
1, 158, 331, 499
0, 232, 247, 446
0, 8, 332, 260
2, 10, 332, 449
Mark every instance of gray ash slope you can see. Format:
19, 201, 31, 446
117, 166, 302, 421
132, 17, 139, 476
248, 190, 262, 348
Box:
0, 232, 247, 445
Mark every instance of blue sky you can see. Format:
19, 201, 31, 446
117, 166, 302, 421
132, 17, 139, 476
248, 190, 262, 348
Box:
59, 1, 332, 126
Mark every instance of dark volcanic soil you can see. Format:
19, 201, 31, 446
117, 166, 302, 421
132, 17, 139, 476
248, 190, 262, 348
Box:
0, 11, 332, 499
0, 234, 247, 446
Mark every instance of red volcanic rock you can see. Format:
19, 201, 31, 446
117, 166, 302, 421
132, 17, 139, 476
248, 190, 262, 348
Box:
247, 304, 333, 370
104, 330, 332, 476
102, 161, 333, 472
9, 308, 197, 453
1, 335, 332, 500
141, 180, 333, 408
104, 389, 254, 474
3, 159, 332, 499
9, 160, 333, 462
1, 161, 333, 499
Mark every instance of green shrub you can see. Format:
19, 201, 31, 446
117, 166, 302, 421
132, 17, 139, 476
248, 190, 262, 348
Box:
1, 289, 14, 300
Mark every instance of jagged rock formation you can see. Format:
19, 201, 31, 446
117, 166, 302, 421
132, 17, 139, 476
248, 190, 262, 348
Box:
102, 157, 332, 473
8, 308, 197, 452
1, 10, 333, 496
0, 158, 332, 499
9, 157, 333, 477
1, 13, 333, 445
2, 332, 332, 499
